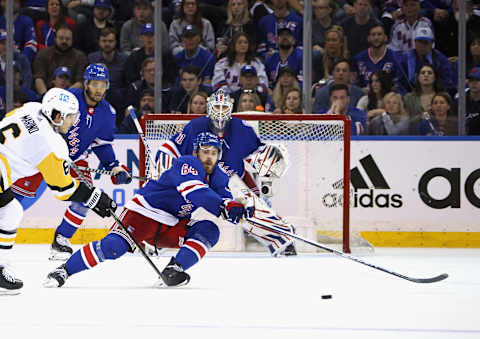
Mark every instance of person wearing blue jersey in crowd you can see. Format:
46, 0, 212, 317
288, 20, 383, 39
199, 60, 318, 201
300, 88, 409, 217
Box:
156, 89, 297, 256
11, 64, 132, 260
43, 132, 252, 288
317, 83, 367, 136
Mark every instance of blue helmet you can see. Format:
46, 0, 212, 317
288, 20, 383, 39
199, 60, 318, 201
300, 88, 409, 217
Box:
84, 63, 109, 87
193, 132, 222, 159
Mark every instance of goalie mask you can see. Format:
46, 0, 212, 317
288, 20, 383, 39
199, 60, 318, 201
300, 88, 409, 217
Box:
41, 88, 80, 127
193, 132, 223, 160
207, 89, 234, 134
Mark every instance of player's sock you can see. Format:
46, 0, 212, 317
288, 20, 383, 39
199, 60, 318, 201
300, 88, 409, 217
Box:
65, 233, 129, 275
56, 204, 88, 239
175, 238, 209, 270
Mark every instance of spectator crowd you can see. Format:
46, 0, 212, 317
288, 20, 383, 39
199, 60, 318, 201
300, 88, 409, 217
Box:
0, 0, 479, 135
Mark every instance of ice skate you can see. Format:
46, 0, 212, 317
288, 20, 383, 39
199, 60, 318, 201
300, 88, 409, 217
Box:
282, 243, 297, 256
49, 232, 73, 261
43, 264, 69, 288
0, 265, 23, 295
154, 257, 190, 288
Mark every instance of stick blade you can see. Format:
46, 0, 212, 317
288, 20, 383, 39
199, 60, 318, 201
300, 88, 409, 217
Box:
408, 273, 449, 284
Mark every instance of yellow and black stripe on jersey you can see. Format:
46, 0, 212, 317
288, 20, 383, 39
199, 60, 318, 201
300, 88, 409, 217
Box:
36, 152, 79, 201
0, 154, 12, 193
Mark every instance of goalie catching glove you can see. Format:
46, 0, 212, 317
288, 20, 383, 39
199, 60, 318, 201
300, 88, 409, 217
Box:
245, 144, 289, 178
220, 199, 254, 224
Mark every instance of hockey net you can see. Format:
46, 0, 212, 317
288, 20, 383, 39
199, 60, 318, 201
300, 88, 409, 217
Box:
139, 113, 373, 253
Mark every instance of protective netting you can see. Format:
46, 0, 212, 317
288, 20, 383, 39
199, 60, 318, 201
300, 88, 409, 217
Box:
142, 114, 373, 253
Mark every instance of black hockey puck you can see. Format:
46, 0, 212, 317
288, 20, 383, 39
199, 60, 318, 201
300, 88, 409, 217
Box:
321, 295, 332, 299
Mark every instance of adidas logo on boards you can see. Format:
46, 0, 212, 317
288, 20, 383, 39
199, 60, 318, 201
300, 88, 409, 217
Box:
322, 155, 403, 208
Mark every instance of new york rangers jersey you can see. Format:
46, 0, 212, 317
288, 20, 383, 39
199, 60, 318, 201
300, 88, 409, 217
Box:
264, 47, 303, 88
212, 58, 268, 93
0, 15, 38, 63
126, 155, 232, 225
387, 17, 433, 54
354, 48, 401, 88
158, 116, 263, 177
66, 88, 118, 169
257, 11, 303, 57
317, 107, 367, 136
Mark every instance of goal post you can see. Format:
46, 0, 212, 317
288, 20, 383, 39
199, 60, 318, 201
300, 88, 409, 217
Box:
139, 113, 366, 254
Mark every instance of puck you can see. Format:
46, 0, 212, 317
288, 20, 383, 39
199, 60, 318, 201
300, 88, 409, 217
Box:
321, 295, 332, 299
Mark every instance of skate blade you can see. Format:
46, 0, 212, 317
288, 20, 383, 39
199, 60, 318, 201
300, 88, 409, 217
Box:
153, 277, 190, 288
42, 277, 60, 288
0, 288, 22, 296
49, 250, 71, 261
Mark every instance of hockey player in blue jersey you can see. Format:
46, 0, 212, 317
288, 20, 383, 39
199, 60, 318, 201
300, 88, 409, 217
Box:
156, 89, 297, 256
43, 132, 252, 288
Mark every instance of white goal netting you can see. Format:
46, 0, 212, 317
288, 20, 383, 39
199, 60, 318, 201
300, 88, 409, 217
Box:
140, 113, 373, 253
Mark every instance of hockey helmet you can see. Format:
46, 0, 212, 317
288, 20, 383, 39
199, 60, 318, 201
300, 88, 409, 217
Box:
193, 132, 223, 160
207, 89, 233, 133
41, 88, 80, 126
84, 63, 109, 88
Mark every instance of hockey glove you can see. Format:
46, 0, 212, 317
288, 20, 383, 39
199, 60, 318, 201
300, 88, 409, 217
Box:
220, 200, 247, 224
85, 188, 117, 218
111, 164, 132, 185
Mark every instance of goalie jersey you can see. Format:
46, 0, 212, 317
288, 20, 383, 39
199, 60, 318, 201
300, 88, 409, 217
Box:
0, 103, 79, 200
65, 88, 118, 169
126, 155, 232, 225
158, 116, 263, 177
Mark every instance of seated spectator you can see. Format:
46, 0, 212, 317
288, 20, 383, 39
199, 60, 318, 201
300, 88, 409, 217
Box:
0, 64, 38, 118
403, 64, 444, 130
212, 32, 267, 93
124, 22, 155, 84
122, 57, 155, 126
368, 91, 410, 135
313, 59, 364, 112
313, 25, 349, 84
168, 65, 212, 113
397, 26, 453, 94
354, 24, 401, 90
187, 90, 208, 114
74, 0, 115, 55
216, 0, 257, 58
454, 67, 480, 135
88, 26, 129, 113
467, 33, 480, 75
264, 27, 303, 89
120, 0, 169, 55
419, 92, 457, 136
257, 0, 303, 58
35, 0, 76, 50
341, 0, 380, 58
279, 87, 302, 114
317, 83, 367, 135
237, 90, 263, 112
20, 0, 47, 24
51, 66, 72, 89
270, 66, 300, 112
388, 0, 433, 55
174, 25, 216, 85
117, 88, 154, 134
250, 0, 273, 29
0, 32, 32, 89
0, 0, 38, 63
357, 70, 394, 121
312, 0, 339, 57
230, 65, 270, 111
33, 26, 87, 95
169, 0, 215, 56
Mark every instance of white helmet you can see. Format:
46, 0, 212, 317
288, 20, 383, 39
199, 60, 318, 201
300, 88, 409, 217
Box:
41, 88, 80, 126
207, 89, 234, 133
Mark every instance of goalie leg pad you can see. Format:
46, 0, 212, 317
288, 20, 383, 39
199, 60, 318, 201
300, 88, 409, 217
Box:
242, 221, 293, 256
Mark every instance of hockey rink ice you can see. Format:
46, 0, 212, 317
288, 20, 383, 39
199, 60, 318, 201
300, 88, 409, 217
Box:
1, 245, 479, 339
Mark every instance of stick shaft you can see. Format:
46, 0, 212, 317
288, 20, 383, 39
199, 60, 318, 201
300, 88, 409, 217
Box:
73, 165, 148, 181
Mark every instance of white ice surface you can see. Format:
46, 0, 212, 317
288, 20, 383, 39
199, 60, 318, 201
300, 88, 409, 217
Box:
1, 246, 479, 339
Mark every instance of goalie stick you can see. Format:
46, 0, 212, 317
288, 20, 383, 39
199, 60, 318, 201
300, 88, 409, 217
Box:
71, 164, 149, 181
70, 162, 167, 285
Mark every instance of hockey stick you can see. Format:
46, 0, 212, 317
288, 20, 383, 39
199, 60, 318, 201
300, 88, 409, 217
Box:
71, 162, 166, 284
72, 164, 149, 181
246, 216, 448, 283
127, 105, 158, 179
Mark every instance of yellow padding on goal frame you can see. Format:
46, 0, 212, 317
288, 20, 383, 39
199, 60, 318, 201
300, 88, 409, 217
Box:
13, 228, 480, 248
